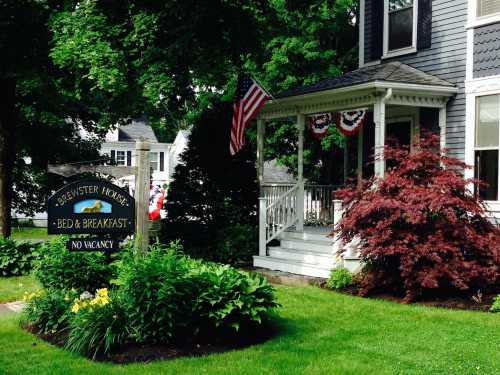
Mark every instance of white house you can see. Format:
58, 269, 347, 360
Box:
101, 117, 174, 188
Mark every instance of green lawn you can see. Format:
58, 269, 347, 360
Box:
0, 275, 40, 304
0, 285, 498, 374
10, 227, 54, 241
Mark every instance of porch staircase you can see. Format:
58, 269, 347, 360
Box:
254, 228, 352, 278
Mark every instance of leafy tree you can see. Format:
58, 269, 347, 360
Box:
160, 100, 258, 265
334, 135, 500, 302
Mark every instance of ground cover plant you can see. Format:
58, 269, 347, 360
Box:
2, 286, 499, 374
0, 237, 40, 276
22, 241, 278, 360
334, 135, 500, 302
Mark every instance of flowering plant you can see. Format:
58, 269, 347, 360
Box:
71, 288, 110, 314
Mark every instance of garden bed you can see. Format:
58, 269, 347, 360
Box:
24, 322, 275, 364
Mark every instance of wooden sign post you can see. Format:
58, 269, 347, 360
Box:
134, 139, 151, 254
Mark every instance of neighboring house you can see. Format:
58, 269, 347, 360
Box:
254, 0, 500, 277
101, 117, 171, 188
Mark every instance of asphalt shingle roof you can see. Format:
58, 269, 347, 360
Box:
275, 62, 455, 99
118, 117, 158, 142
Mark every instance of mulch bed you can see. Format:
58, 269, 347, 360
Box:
319, 282, 498, 312
23, 323, 276, 364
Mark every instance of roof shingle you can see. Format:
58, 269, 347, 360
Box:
275, 62, 455, 99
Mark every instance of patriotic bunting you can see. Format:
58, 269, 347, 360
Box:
308, 113, 334, 140
335, 108, 368, 136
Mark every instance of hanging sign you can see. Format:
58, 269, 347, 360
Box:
335, 108, 368, 136
47, 178, 135, 236
66, 238, 120, 252
308, 113, 334, 140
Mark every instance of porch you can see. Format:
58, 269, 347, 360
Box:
254, 62, 458, 277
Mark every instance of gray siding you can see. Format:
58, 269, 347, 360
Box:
474, 22, 500, 78
364, 0, 373, 63
363, 0, 467, 160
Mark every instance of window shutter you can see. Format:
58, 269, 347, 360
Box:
110, 150, 115, 163
417, 0, 432, 50
370, 0, 384, 60
159, 152, 164, 172
127, 151, 132, 166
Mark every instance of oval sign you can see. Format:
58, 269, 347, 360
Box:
47, 179, 135, 235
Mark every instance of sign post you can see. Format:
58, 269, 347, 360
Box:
134, 139, 151, 254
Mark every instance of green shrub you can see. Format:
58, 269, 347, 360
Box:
34, 237, 113, 292
0, 238, 40, 276
326, 267, 353, 290
65, 288, 129, 358
212, 224, 258, 266
22, 288, 77, 334
491, 295, 500, 313
117, 242, 278, 344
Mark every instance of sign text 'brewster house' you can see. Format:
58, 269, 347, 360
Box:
47, 179, 135, 235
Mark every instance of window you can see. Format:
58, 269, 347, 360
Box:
475, 95, 500, 200
384, 0, 417, 56
116, 151, 126, 166
477, 0, 500, 17
150, 152, 159, 172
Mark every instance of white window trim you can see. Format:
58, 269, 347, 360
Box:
359, 0, 365, 68
116, 150, 126, 166
382, 0, 418, 59
150, 151, 160, 173
465, 81, 500, 203
466, 0, 500, 28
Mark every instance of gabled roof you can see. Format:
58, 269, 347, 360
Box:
263, 160, 295, 184
275, 62, 455, 99
118, 117, 157, 142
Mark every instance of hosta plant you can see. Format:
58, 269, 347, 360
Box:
334, 135, 500, 302
326, 267, 353, 290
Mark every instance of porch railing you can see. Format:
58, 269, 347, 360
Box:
260, 184, 299, 246
259, 183, 342, 256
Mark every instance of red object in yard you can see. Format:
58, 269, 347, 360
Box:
148, 185, 166, 221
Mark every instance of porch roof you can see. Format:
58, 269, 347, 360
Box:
259, 62, 458, 120
276, 62, 454, 99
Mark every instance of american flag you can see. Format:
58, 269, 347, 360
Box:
230, 75, 269, 155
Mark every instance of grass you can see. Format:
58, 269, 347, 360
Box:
0, 275, 40, 304
10, 227, 54, 241
0, 285, 498, 374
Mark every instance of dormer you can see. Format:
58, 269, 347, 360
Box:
360, 0, 432, 66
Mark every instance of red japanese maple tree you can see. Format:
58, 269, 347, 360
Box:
334, 134, 500, 302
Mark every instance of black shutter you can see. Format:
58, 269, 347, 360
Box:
417, 0, 432, 50
127, 151, 132, 166
159, 152, 164, 172
110, 150, 115, 163
370, 0, 384, 60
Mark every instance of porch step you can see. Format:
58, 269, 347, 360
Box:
280, 238, 334, 253
253, 256, 333, 279
268, 246, 336, 268
281, 230, 332, 242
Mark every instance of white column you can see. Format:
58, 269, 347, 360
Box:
373, 98, 386, 178
135, 139, 151, 254
257, 118, 265, 196
439, 106, 447, 154
259, 197, 267, 257
297, 113, 305, 231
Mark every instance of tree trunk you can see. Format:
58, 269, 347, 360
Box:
0, 78, 16, 238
